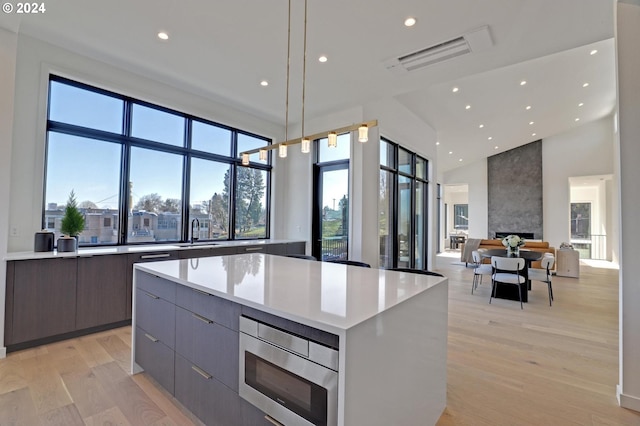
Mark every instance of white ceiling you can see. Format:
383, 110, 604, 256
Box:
0, 0, 616, 172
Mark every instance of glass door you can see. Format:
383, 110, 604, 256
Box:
313, 164, 349, 261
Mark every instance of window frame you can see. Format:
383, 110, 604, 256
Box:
43, 75, 272, 246
379, 137, 429, 269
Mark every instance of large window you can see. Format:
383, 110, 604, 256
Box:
379, 138, 429, 269
44, 76, 271, 246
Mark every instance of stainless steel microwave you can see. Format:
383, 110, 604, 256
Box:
239, 316, 339, 426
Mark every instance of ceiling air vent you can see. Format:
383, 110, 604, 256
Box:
384, 25, 493, 73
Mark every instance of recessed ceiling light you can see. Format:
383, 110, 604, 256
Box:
448, 151, 453, 155
404, 17, 417, 27
529, 121, 535, 125
452, 87, 459, 93
157, 32, 169, 40
583, 82, 590, 88
459, 158, 463, 162
479, 124, 484, 128
436, 141, 440, 145
260, 80, 269, 87
590, 49, 598, 55
465, 105, 471, 110
318, 55, 328, 63
494, 146, 499, 150
526, 105, 532, 110
488, 136, 493, 140
520, 80, 527, 86
532, 133, 537, 137
575, 118, 580, 122
578, 102, 584, 107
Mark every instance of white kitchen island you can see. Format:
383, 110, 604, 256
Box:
132, 253, 447, 426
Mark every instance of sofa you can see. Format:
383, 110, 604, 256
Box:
461, 239, 556, 269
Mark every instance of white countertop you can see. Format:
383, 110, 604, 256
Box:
3, 239, 302, 261
134, 253, 446, 333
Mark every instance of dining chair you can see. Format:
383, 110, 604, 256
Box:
490, 256, 526, 309
471, 250, 493, 294
388, 268, 444, 277
528, 255, 555, 306
325, 259, 371, 268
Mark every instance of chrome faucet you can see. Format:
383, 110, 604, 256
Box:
190, 218, 200, 244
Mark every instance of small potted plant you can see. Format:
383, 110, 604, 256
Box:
58, 190, 85, 252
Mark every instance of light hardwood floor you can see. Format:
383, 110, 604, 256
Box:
0, 253, 638, 425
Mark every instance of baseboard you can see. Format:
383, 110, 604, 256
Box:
617, 385, 640, 413
0, 346, 6, 359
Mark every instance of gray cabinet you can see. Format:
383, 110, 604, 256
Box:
8, 257, 77, 345
178, 245, 237, 258
135, 326, 175, 394
135, 271, 269, 426
175, 353, 242, 426
236, 244, 268, 254
286, 241, 306, 255
134, 271, 176, 394
126, 250, 180, 319
76, 255, 128, 329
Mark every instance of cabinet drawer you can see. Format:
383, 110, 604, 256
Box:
135, 326, 175, 395
135, 288, 175, 349
176, 285, 241, 331
175, 306, 239, 391
135, 271, 176, 303
175, 353, 241, 426
237, 245, 267, 254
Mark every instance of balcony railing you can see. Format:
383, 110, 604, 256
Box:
570, 234, 607, 260
321, 236, 348, 261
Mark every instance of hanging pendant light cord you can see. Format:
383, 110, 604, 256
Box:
301, 0, 308, 140
285, 0, 292, 143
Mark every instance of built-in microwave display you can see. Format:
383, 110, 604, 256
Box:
245, 352, 327, 425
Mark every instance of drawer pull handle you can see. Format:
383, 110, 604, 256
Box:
245, 247, 263, 251
191, 365, 212, 380
140, 253, 171, 259
192, 288, 210, 296
144, 292, 159, 300
192, 313, 213, 324
265, 415, 283, 426
144, 333, 159, 343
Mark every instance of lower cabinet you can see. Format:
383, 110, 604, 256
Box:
9, 257, 78, 345
135, 326, 175, 394
135, 271, 271, 426
76, 255, 127, 329
175, 354, 241, 426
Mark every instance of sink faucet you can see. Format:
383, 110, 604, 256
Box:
190, 218, 200, 244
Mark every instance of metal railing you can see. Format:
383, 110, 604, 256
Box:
321, 236, 348, 261
570, 234, 607, 260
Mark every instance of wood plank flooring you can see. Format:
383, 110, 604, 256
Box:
0, 253, 638, 425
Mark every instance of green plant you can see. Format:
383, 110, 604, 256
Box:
60, 190, 85, 236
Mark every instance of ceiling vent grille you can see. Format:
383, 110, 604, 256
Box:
384, 25, 493, 73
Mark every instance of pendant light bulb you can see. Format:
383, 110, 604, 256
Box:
278, 144, 288, 158
358, 124, 369, 143
259, 149, 267, 161
328, 132, 338, 148
301, 138, 310, 153
241, 153, 250, 165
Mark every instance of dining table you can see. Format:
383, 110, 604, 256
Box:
480, 249, 543, 303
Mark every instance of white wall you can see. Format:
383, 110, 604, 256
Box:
0, 28, 18, 357
542, 116, 615, 250
442, 159, 488, 239
616, 0, 640, 412
7, 34, 284, 253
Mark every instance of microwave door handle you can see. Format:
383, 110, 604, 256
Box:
264, 415, 284, 426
